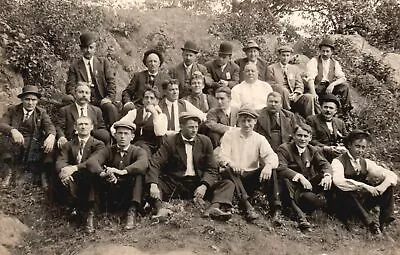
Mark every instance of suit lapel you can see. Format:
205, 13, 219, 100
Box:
318, 114, 332, 138
71, 137, 80, 162
78, 59, 89, 82
70, 104, 79, 123
279, 110, 290, 139
258, 109, 272, 139
176, 135, 187, 167
292, 143, 307, 174
87, 105, 95, 124
192, 136, 201, 171
81, 137, 93, 161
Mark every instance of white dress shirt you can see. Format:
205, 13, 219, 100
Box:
230, 80, 273, 111
22, 108, 33, 121
306, 57, 346, 82
75, 103, 88, 117
82, 57, 94, 83
77, 135, 90, 163
182, 135, 195, 176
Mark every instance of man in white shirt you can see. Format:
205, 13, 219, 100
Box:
331, 130, 398, 236
306, 37, 352, 113
231, 63, 273, 111
219, 106, 279, 222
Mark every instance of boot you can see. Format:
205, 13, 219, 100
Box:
125, 206, 137, 230
85, 211, 95, 233
1, 166, 13, 188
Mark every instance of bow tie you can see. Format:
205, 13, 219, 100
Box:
183, 139, 195, 146
117, 148, 129, 154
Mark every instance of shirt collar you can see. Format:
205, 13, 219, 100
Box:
223, 107, 231, 116
296, 145, 306, 155
117, 144, 131, 151
78, 136, 90, 144
23, 108, 33, 115
82, 56, 93, 63
75, 103, 88, 111
220, 63, 227, 71
347, 151, 359, 161
181, 134, 195, 142
279, 62, 288, 70
239, 129, 253, 138
184, 63, 193, 70
148, 70, 158, 76
165, 99, 177, 107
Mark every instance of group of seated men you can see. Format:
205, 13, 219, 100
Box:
0, 32, 397, 237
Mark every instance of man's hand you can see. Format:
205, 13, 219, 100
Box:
288, 93, 300, 102
150, 183, 161, 200
218, 80, 229, 87
319, 175, 332, 190
59, 165, 78, 186
229, 163, 244, 175
364, 184, 380, 196
105, 167, 127, 176
325, 84, 335, 94
43, 134, 55, 153
100, 97, 112, 105
298, 175, 312, 190
106, 172, 118, 184
57, 136, 68, 149
194, 184, 207, 199
145, 104, 157, 115
11, 129, 24, 145
259, 167, 272, 182
311, 92, 319, 102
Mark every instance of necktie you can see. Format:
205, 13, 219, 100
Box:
77, 140, 85, 163
118, 148, 128, 158
88, 61, 96, 85
169, 103, 176, 130
354, 159, 361, 174
271, 113, 279, 128
23, 112, 30, 122
80, 107, 85, 117
149, 74, 155, 86
183, 139, 195, 146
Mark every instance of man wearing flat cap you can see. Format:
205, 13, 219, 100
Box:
332, 130, 398, 236
66, 32, 119, 129
86, 119, 149, 230
205, 42, 240, 94
235, 40, 268, 82
169, 40, 212, 98
122, 49, 171, 114
306, 37, 352, 114
266, 45, 315, 118
306, 94, 348, 162
219, 106, 280, 222
147, 112, 234, 221
0, 85, 56, 189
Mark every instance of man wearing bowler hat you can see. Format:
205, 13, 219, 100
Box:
306, 37, 352, 114
0, 85, 56, 189
306, 94, 348, 162
169, 40, 212, 98
66, 32, 119, 129
122, 49, 171, 113
205, 42, 240, 94
235, 39, 268, 82
266, 45, 315, 118
86, 119, 149, 230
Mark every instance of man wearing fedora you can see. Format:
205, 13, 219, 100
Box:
266, 45, 315, 118
205, 42, 240, 94
306, 37, 352, 113
332, 130, 398, 236
169, 40, 212, 98
66, 32, 119, 129
122, 49, 171, 114
0, 85, 56, 189
147, 112, 234, 221
86, 119, 149, 230
306, 94, 348, 162
235, 40, 268, 82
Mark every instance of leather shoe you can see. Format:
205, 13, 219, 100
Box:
204, 207, 232, 221
125, 208, 137, 230
85, 211, 95, 233
245, 208, 260, 222
1, 167, 12, 188
298, 218, 311, 231
369, 222, 382, 236
152, 208, 173, 222
271, 210, 283, 226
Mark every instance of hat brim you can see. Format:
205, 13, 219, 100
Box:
179, 115, 201, 123
243, 46, 261, 52
17, 92, 41, 99
181, 47, 199, 54
320, 98, 341, 108
114, 124, 136, 131
238, 112, 258, 118
319, 43, 335, 49
218, 52, 232, 56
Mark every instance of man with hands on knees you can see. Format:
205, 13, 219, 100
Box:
86, 119, 149, 230
219, 106, 280, 222
276, 123, 332, 232
331, 130, 398, 236
56, 116, 105, 233
147, 112, 234, 221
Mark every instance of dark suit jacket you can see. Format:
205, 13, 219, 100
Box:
205, 107, 239, 135
306, 114, 348, 147
205, 60, 240, 89
147, 133, 218, 188
122, 70, 170, 105
66, 56, 116, 101
86, 144, 149, 175
277, 142, 332, 180
235, 57, 267, 82
266, 63, 304, 94
0, 104, 56, 137
56, 103, 106, 139
55, 136, 105, 173
254, 108, 297, 149
169, 62, 212, 98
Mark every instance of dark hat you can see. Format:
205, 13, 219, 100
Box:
242, 40, 261, 52
237, 106, 259, 118
218, 42, 233, 55
344, 129, 371, 145
181, 40, 199, 53
113, 120, 136, 131
17, 85, 41, 99
79, 32, 98, 47
319, 94, 341, 108
179, 111, 201, 123
277, 45, 293, 53
143, 49, 164, 67
319, 37, 335, 49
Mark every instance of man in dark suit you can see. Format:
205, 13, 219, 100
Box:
57, 82, 110, 148
65, 32, 118, 128
169, 41, 212, 98
306, 94, 348, 162
183, 71, 218, 113
147, 112, 234, 221
121, 49, 171, 113
235, 40, 268, 82
205, 86, 238, 148
0, 86, 56, 189
205, 42, 240, 94
255, 92, 297, 152
56, 116, 105, 233
86, 120, 149, 230
277, 123, 332, 231
266, 46, 315, 118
